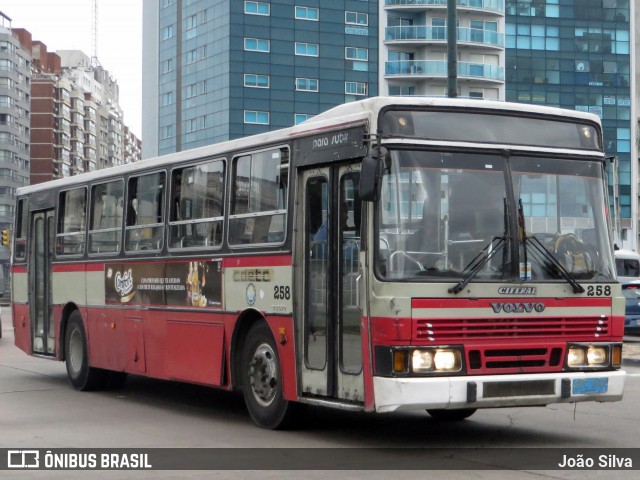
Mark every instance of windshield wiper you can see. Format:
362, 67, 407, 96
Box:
450, 198, 509, 294
524, 236, 585, 294
517, 199, 584, 294
449, 237, 506, 294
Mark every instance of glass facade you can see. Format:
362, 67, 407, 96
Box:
150, 0, 379, 156
505, 0, 632, 226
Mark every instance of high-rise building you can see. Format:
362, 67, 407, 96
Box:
0, 11, 30, 275
16, 44, 142, 185
142, 0, 379, 158
142, 1, 636, 246
379, 0, 506, 100
505, 0, 635, 248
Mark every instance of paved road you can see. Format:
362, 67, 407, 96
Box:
1, 311, 640, 479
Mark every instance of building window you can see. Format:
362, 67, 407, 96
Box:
244, 110, 270, 125
295, 6, 319, 21
245, 38, 270, 52
185, 81, 207, 98
161, 59, 173, 73
345, 47, 368, 61
162, 25, 175, 40
185, 45, 207, 64
161, 91, 174, 106
161, 125, 174, 140
345, 82, 368, 96
185, 116, 208, 133
244, 74, 270, 88
295, 78, 319, 92
388, 85, 415, 96
345, 11, 368, 26
294, 114, 313, 124
295, 42, 319, 56
245, 1, 270, 15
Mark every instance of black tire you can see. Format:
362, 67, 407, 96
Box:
427, 408, 477, 421
241, 322, 295, 429
64, 311, 106, 391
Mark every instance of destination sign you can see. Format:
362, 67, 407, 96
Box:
295, 125, 367, 166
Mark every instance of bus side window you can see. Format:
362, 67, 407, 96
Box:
57, 187, 87, 256
89, 180, 124, 254
125, 172, 165, 252
169, 159, 226, 250
229, 148, 289, 247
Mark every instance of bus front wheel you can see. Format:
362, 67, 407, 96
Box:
65, 311, 106, 391
241, 322, 294, 429
427, 408, 477, 421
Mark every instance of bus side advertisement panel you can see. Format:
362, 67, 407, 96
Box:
104, 260, 223, 308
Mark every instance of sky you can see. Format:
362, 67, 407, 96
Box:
1, 0, 143, 138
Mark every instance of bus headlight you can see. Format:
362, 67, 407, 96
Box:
412, 349, 461, 373
412, 350, 434, 372
567, 347, 587, 367
567, 344, 610, 368
587, 346, 607, 366
434, 350, 460, 371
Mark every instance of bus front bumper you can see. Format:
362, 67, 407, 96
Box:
373, 370, 626, 413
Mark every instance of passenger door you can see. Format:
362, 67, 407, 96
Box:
297, 164, 364, 403
30, 209, 56, 355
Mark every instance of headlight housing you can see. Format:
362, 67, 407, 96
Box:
409, 348, 462, 373
566, 343, 620, 369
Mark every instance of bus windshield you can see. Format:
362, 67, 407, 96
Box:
375, 150, 615, 283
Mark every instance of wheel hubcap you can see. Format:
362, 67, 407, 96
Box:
248, 342, 278, 406
69, 329, 83, 376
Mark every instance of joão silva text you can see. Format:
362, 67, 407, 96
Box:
558, 454, 632, 469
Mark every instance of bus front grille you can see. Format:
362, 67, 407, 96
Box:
415, 316, 609, 341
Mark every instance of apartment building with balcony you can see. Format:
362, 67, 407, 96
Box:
380, 0, 505, 99
22, 45, 141, 185
0, 11, 30, 271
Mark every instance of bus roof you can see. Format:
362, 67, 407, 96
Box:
17, 96, 602, 196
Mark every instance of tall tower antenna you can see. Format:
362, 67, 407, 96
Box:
91, 0, 101, 66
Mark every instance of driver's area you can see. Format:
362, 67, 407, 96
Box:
376, 150, 509, 282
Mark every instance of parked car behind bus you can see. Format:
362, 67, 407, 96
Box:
616, 249, 640, 284
622, 284, 640, 335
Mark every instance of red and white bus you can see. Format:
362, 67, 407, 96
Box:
11, 97, 626, 428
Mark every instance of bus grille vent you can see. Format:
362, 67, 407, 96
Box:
466, 347, 565, 373
415, 316, 608, 340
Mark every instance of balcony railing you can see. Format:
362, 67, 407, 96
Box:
386, 26, 503, 48
385, 60, 504, 81
385, 0, 504, 14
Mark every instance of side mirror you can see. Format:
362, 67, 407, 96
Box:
360, 146, 388, 202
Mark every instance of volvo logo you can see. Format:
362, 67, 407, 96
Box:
490, 302, 545, 313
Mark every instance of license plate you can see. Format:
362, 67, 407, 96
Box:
636, 319, 640, 326
573, 377, 608, 394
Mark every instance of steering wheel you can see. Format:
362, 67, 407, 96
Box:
554, 233, 593, 273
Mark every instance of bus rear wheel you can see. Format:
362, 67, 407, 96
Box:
65, 311, 106, 391
427, 408, 477, 421
241, 322, 294, 429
